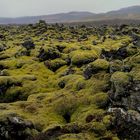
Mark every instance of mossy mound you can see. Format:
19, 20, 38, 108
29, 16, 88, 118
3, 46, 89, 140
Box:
90, 59, 109, 70
71, 50, 98, 66
44, 58, 67, 72
38, 46, 61, 61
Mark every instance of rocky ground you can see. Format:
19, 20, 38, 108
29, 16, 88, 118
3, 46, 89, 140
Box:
0, 21, 139, 140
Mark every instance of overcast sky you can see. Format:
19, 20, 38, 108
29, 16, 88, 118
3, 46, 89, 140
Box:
0, 0, 140, 17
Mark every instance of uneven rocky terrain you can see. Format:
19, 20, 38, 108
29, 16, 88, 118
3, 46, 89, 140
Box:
0, 21, 140, 140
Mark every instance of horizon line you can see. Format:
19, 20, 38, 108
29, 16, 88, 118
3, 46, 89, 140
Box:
0, 4, 140, 18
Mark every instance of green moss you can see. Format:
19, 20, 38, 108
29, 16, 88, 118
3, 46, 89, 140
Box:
73, 77, 86, 91
0, 76, 22, 86
49, 93, 79, 117
58, 133, 96, 140
45, 58, 67, 72
0, 76, 37, 102
71, 50, 98, 66
110, 72, 131, 97
89, 122, 106, 135
63, 44, 81, 53
0, 24, 137, 139
90, 59, 109, 70
130, 66, 140, 81
71, 105, 105, 123
83, 72, 110, 93
126, 43, 138, 56
111, 71, 130, 84
4, 86, 23, 102
58, 74, 84, 90
109, 60, 123, 73
112, 137, 120, 140
99, 36, 131, 51
103, 115, 113, 127
90, 92, 109, 107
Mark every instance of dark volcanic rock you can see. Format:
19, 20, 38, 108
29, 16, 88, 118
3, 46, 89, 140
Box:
130, 33, 140, 46
109, 72, 140, 112
0, 34, 5, 40
58, 81, 65, 89
83, 59, 109, 79
0, 44, 8, 52
44, 59, 66, 72
108, 108, 140, 140
15, 49, 30, 57
60, 67, 75, 77
0, 114, 35, 140
109, 60, 123, 73
34, 123, 81, 140
22, 40, 35, 50
101, 47, 128, 60
83, 64, 94, 79
56, 45, 66, 52
38, 47, 60, 61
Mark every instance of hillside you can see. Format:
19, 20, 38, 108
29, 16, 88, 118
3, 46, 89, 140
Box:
0, 21, 140, 139
0, 5, 140, 24
0, 12, 95, 24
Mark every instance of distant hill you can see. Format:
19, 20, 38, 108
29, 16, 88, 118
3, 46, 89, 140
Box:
0, 5, 140, 24
107, 5, 140, 15
0, 12, 95, 24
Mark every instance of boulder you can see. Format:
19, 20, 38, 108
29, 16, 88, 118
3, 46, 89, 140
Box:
109, 72, 131, 100
22, 39, 35, 50
101, 47, 128, 60
0, 114, 36, 140
108, 108, 140, 140
44, 59, 67, 72
38, 47, 60, 62
109, 71, 140, 112
84, 59, 109, 79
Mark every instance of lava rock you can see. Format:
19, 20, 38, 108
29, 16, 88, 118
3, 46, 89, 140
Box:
0, 34, 5, 40
109, 60, 123, 73
38, 47, 60, 61
60, 67, 75, 77
22, 40, 35, 50
101, 47, 128, 60
84, 59, 109, 79
83, 64, 94, 79
0, 114, 35, 140
0, 44, 8, 52
131, 33, 140, 46
109, 72, 132, 100
109, 72, 140, 112
108, 108, 140, 140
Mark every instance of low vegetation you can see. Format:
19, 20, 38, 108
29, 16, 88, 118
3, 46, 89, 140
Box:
0, 22, 139, 140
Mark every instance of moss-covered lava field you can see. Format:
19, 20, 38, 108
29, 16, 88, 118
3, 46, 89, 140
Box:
0, 21, 140, 140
